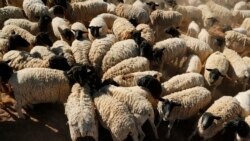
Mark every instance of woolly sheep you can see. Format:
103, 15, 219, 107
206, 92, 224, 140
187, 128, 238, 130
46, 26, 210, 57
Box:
0, 6, 26, 28
198, 28, 211, 44
115, 3, 149, 24
135, 24, 155, 45
157, 86, 212, 137
4, 14, 52, 35
180, 34, 213, 63
204, 51, 229, 89
102, 56, 150, 81
30, 46, 56, 60
112, 71, 162, 87
197, 96, 243, 139
71, 22, 88, 39
112, 17, 135, 40
88, 16, 109, 41
93, 90, 139, 141
161, 72, 205, 96
23, 0, 50, 21
102, 39, 139, 72
88, 34, 117, 75
187, 21, 200, 38
243, 56, 250, 69
96, 13, 118, 29
182, 54, 202, 73
234, 90, 250, 117
197, 4, 217, 28
222, 47, 250, 90
65, 83, 98, 141
71, 39, 91, 65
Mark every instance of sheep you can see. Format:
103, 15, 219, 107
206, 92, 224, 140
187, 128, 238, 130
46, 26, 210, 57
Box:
96, 13, 118, 29
225, 31, 250, 56
1, 25, 53, 48
132, 0, 159, 15
187, 21, 200, 38
65, 0, 108, 24
161, 72, 205, 96
30, 46, 56, 60
222, 47, 250, 90
88, 16, 109, 41
71, 22, 88, 40
241, 18, 250, 36
197, 4, 217, 28
204, 51, 229, 90
112, 71, 162, 87
102, 56, 150, 81
243, 57, 250, 69
0, 6, 26, 28
135, 24, 155, 45
101, 85, 159, 140
182, 54, 202, 73
6, 0, 24, 8
112, 17, 135, 41
197, 96, 243, 139
51, 17, 74, 45
0, 62, 73, 118
65, 83, 98, 141
88, 34, 117, 76
93, 90, 139, 141
115, 3, 149, 25
180, 34, 213, 63
4, 14, 52, 35
23, 0, 50, 21
157, 86, 212, 137
198, 28, 211, 44
71, 37, 91, 65
234, 90, 250, 117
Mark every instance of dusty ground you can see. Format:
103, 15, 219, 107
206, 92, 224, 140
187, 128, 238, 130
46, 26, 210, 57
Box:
0, 78, 243, 141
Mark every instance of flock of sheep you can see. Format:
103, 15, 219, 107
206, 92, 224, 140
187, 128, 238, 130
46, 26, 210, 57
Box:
0, 0, 250, 141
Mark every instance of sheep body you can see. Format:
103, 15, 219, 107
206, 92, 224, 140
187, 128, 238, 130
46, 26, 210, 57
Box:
187, 21, 200, 38
96, 13, 118, 29
197, 4, 216, 28
51, 17, 72, 42
23, 0, 49, 21
198, 28, 210, 44
71, 39, 91, 65
183, 54, 202, 73
30, 46, 56, 60
0, 6, 25, 28
234, 90, 250, 117
112, 17, 135, 40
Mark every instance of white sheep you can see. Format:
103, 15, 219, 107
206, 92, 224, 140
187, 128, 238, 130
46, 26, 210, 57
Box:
88, 34, 117, 75
0, 6, 26, 28
197, 96, 243, 139
65, 83, 98, 141
102, 56, 150, 81
222, 47, 250, 90
93, 90, 139, 141
197, 4, 217, 28
102, 39, 139, 73
161, 72, 205, 96
132, 0, 154, 15
101, 85, 159, 140
88, 16, 109, 41
71, 38, 91, 65
234, 90, 250, 117
112, 17, 135, 41
180, 34, 213, 63
112, 71, 162, 87
198, 28, 211, 44
71, 22, 88, 39
182, 54, 202, 73
96, 13, 118, 29
204, 51, 229, 89
23, 0, 50, 21
157, 86, 212, 137
187, 21, 200, 38
135, 24, 155, 45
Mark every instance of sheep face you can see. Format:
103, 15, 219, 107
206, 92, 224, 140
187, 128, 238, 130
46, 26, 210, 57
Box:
49, 55, 71, 71
159, 99, 181, 121
72, 30, 86, 41
132, 30, 142, 44
137, 75, 162, 99
8, 34, 30, 51
35, 32, 53, 47
89, 26, 101, 38
200, 112, 221, 130
139, 41, 153, 60
62, 28, 74, 44
129, 17, 138, 27
206, 68, 225, 85
146, 2, 159, 11
165, 27, 180, 38
225, 118, 250, 138
0, 60, 13, 83
38, 14, 52, 32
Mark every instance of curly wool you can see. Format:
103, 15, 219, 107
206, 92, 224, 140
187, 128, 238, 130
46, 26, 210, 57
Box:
71, 39, 91, 65
23, 0, 49, 21
150, 10, 183, 27
0, 6, 25, 28
136, 24, 155, 45
225, 31, 250, 54
234, 90, 250, 117
112, 17, 135, 41
30, 46, 56, 60
182, 54, 202, 73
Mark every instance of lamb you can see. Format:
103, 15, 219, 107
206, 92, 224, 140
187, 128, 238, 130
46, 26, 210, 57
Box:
115, 3, 149, 24
197, 96, 243, 139
234, 90, 250, 117
187, 21, 200, 38
4, 14, 52, 35
0, 61, 73, 118
182, 54, 202, 73
101, 85, 159, 140
112, 17, 135, 41
88, 16, 109, 41
161, 72, 205, 96
135, 24, 155, 45
222, 47, 250, 90
65, 83, 98, 141
180, 34, 213, 63
102, 56, 150, 81
23, 0, 50, 21
198, 28, 211, 44
88, 34, 117, 76
0, 6, 26, 28
112, 71, 162, 87
51, 17, 74, 45
157, 86, 212, 137
93, 90, 139, 141
204, 51, 229, 90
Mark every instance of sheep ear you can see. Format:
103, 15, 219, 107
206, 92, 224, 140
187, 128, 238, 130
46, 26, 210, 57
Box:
206, 68, 213, 71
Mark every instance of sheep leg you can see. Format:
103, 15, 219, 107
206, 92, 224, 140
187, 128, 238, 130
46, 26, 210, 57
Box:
15, 103, 25, 119
137, 125, 145, 141
130, 128, 139, 141
166, 120, 175, 138
148, 118, 159, 139
156, 115, 162, 127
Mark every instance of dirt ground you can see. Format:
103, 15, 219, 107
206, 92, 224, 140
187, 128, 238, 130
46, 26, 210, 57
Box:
0, 78, 243, 141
